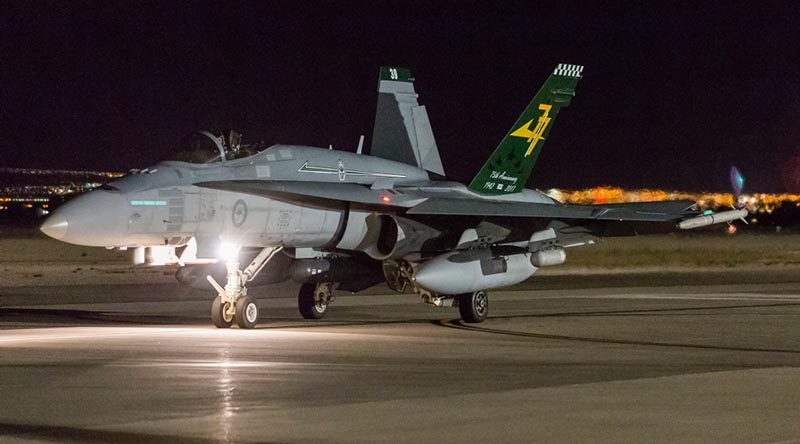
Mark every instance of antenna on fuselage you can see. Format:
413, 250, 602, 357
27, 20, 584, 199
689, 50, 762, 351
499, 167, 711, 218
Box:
356, 135, 365, 154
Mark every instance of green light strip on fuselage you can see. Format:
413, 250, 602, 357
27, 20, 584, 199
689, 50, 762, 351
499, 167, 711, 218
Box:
130, 200, 167, 206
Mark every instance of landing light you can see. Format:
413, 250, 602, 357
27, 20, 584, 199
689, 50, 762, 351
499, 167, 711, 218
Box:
218, 242, 241, 262
380, 195, 392, 204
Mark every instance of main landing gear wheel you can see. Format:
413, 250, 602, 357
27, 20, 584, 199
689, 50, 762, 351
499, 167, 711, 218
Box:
211, 295, 234, 328
298, 283, 330, 319
457, 290, 489, 323
235, 296, 259, 329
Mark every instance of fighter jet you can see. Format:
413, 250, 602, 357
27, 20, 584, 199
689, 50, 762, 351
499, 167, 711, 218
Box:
40, 64, 747, 328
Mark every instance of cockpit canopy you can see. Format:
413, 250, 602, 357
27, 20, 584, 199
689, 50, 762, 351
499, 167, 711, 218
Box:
165, 130, 259, 164
166, 131, 225, 164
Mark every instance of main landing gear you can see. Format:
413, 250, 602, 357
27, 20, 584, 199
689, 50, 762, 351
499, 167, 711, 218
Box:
456, 290, 489, 323
420, 289, 490, 323
207, 245, 283, 329
298, 282, 333, 319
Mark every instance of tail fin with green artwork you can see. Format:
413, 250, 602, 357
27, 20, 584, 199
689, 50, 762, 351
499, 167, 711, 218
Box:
468, 64, 583, 195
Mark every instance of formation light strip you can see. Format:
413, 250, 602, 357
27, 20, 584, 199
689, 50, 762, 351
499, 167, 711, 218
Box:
130, 200, 167, 206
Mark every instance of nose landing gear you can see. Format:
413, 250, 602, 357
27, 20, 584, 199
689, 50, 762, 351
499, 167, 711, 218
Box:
234, 296, 259, 329
211, 295, 234, 328
207, 245, 282, 329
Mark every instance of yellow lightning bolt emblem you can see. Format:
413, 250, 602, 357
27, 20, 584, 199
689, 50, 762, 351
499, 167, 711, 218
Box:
510, 103, 553, 157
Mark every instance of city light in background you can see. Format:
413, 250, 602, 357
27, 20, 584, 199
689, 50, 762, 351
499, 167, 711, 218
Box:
546, 187, 800, 215
0, 168, 125, 199
3, 169, 800, 221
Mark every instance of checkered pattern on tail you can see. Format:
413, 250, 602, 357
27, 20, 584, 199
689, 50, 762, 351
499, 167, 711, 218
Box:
553, 63, 583, 78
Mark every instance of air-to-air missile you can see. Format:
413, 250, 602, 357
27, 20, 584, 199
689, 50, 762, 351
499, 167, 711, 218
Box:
678, 208, 748, 230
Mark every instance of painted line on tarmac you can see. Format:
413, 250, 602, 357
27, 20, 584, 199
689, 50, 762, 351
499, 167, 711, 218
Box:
434, 319, 800, 354
484, 301, 800, 321
0, 324, 394, 345
0, 327, 201, 345
497, 292, 800, 302
562, 293, 800, 301
0, 421, 276, 444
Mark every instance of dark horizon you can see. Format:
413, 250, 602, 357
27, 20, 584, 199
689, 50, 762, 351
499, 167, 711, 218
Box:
3, 2, 800, 193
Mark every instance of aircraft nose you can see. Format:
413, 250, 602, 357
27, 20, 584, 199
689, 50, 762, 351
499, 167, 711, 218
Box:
40, 191, 128, 246
40, 213, 69, 240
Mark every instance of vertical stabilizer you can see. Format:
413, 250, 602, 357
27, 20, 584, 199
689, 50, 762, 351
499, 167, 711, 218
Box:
468, 64, 583, 195
370, 67, 445, 176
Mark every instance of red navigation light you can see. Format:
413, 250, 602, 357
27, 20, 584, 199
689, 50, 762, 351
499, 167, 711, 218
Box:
380, 195, 392, 204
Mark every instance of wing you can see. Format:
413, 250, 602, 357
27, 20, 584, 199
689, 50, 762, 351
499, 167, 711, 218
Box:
406, 197, 697, 222
196, 180, 697, 223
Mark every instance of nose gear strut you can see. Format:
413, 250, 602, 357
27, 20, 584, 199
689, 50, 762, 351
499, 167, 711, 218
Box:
207, 245, 283, 328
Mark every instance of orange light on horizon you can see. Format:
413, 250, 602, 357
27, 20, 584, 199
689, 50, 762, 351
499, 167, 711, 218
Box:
546, 187, 800, 212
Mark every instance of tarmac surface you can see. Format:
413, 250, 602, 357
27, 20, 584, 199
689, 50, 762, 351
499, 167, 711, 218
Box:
1, 270, 800, 443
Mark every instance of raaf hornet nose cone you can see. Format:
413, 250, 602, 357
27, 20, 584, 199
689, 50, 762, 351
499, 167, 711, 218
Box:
39, 191, 127, 246
40, 213, 69, 240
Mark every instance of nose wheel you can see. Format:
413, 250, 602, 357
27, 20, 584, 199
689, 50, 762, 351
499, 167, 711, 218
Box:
234, 296, 259, 329
211, 294, 258, 329
211, 295, 234, 328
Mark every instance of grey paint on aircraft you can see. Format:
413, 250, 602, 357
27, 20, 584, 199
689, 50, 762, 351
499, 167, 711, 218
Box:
39, 66, 721, 305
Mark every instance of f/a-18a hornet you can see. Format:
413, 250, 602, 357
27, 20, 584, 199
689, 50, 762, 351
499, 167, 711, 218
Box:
40, 64, 747, 328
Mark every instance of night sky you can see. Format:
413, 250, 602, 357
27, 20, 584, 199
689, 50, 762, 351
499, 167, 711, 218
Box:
3, 2, 800, 192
